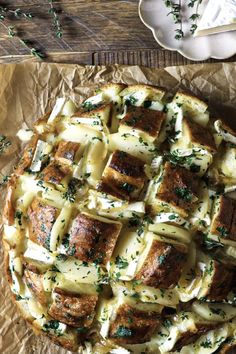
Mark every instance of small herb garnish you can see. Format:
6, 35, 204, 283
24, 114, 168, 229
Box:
0, 135, 11, 154
157, 254, 167, 265
174, 187, 193, 202
62, 178, 82, 203
114, 326, 133, 338
115, 255, 129, 269
128, 213, 142, 227
15, 210, 23, 226
200, 339, 212, 348
43, 320, 60, 331
120, 182, 135, 193
48, 0, 63, 38
216, 226, 229, 238
125, 96, 138, 106
82, 101, 99, 112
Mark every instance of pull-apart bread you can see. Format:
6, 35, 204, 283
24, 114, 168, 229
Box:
3, 84, 236, 353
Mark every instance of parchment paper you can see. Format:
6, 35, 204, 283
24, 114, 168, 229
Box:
0, 61, 236, 354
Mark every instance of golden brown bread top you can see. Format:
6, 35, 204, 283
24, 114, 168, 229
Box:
28, 197, 59, 250
109, 303, 161, 345
15, 134, 39, 175
23, 268, 48, 306
172, 323, 217, 351
210, 195, 236, 241
48, 288, 98, 328
205, 261, 234, 301
120, 106, 165, 138
134, 240, 188, 289
99, 150, 146, 200
66, 213, 122, 264
54, 141, 80, 165
157, 162, 199, 217
183, 118, 217, 153
40, 160, 71, 185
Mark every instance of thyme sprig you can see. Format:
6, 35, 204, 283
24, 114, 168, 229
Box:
0, 3, 63, 59
0, 18, 45, 59
0, 8, 45, 59
163, 0, 203, 39
188, 0, 203, 35
0, 7, 33, 20
48, 0, 63, 38
164, 0, 184, 40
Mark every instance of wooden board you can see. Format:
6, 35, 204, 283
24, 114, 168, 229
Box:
0, 1, 235, 67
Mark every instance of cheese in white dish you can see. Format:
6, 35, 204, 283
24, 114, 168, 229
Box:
195, 0, 236, 36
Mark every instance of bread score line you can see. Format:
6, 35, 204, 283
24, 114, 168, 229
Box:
2, 83, 236, 353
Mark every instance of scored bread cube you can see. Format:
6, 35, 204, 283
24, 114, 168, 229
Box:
15, 134, 39, 175
155, 162, 199, 217
197, 259, 234, 301
134, 237, 188, 289
48, 287, 98, 328
108, 303, 161, 345
40, 161, 71, 186
173, 91, 209, 126
27, 197, 59, 250
99, 150, 146, 201
120, 84, 166, 106
73, 103, 111, 126
210, 195, 236, 241
54, 140, 80, 165
119, 106, 166, 142
23, 267, 48, 306
181, 118, 217, 153
168, 313, 217, 352
98, 294, 162, 344
65, 212, 122, 265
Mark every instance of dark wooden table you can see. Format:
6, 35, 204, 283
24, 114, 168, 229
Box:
0, 0, 235, 67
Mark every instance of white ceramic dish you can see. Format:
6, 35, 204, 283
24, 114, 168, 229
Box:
139, 0, 236, 61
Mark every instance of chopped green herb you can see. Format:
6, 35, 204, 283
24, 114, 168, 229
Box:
210, 308, 226, 318
43, 320, 59, 331
163, 319, 172, 328
62, 178, 82, 203
56, 254, 68, 261
82, 101, 100, 112
128, 213, 142, 227
15, 210, 23, 226
77, 327, 87, 334
139, 137, 148, 146
0, 135, 11, 154
168, 214, 177, 220
69, 244, 76, 256
157, 254, 167, 265
95, 284, 103, 293
125, 96, 138, 106
200, 339, 212, 348
121, 182, 135, 193
143, 100, 152, 108
174, 187, 193, 202
115, 255, 129, 269
216, 226, 229, 238
92, 137, 102, 142
114, 326, 133, 338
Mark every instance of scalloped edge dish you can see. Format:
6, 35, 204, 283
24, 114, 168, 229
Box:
139, 0, 236, 61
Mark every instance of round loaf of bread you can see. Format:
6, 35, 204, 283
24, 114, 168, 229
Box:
3, 83, 236, 353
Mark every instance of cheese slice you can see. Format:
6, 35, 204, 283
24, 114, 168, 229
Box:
195, 0, 236, 36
